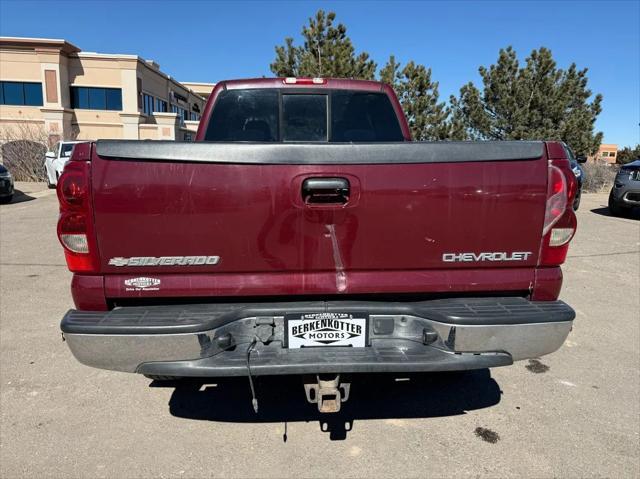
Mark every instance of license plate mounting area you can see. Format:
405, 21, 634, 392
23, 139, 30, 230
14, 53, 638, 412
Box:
285, 312, 369, 348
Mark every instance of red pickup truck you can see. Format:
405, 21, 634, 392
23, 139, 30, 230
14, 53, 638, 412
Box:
58, 78, 577, 413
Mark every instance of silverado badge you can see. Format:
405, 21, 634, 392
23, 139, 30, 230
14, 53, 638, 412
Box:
109, 255, 220, 267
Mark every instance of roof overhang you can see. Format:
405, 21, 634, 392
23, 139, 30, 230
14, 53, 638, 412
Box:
0, 36, 81, 55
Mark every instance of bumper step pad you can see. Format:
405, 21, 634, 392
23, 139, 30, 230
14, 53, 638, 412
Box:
62, 297, 576, 335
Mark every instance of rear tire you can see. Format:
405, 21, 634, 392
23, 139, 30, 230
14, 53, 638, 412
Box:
608, 192, 629, 217
573, 190, 581, 210
45, 166, 55, 189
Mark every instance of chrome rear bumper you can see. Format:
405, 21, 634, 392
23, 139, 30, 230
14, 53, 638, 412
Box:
61, 298, 574, 376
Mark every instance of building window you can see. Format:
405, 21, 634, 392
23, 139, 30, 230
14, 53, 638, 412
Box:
0, 81, 43, 106
156, 99, 168, 112
105, 89, 122, 110
143, 93, 154, 115
171, 104, 188, 124
602, 151, 609, 157
171, 91, 187, 103
89, 88, 106, 109
137, 78, 143, 108
71, 87, 122, 110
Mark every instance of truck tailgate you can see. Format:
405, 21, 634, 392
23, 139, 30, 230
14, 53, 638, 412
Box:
90, 141, 548, 299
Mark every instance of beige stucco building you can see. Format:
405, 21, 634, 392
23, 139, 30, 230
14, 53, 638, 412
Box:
181, 82, 215, 101
0, 37, 215, 145
588, 143, 618, 164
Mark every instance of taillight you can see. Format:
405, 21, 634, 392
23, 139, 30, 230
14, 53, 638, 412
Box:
539, 159, 577, 266
58, 170, 88, 208
542, 165, 567, 235
56, 154, 100, 273
59, 214, 89, 253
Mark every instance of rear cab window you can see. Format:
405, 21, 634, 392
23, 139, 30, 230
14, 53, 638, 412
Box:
205, 89, 279, 142
331, 91, 404, 142
204, 89, 403, 142
282, 94, 327, 141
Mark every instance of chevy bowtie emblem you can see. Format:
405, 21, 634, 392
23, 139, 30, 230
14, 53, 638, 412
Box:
109, 256, 220, 267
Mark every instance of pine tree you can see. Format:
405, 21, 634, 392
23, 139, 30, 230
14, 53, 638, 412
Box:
272, 15, 604, 149
451, 46, 603, 154
270, 10, 376, 79
272, 37, 298, 77
616, 145, 640, 164
379, 55, 401, 87
380, 56, 455, 140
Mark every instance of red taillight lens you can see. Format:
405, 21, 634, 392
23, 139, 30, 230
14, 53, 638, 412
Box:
58, 171, 88, 208
543, 165, 567, 235
56, 154, 100, 273
60, 245, 99, 272
539, 159, 577, 266
59, 212, 86, 233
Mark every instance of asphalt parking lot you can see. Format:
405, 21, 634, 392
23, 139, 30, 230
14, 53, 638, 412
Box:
1, 185, 638, 478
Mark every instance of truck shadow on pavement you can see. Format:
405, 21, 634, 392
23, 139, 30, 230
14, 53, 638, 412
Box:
590, 206, 640, 220
156, 369, 502, 440
1, 189, 36, 205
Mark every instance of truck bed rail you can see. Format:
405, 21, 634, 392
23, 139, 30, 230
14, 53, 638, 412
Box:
95, 140, 545, 165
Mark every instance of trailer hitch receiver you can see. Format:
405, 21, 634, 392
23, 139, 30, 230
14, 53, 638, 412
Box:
303, 374, 351, 413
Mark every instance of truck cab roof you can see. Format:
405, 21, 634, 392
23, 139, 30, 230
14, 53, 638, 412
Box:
219, 77, 392, 92
197, 77, 411, 142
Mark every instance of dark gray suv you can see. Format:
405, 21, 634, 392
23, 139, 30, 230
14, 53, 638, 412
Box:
0, 164, 14, 204
609, 159, 640, 216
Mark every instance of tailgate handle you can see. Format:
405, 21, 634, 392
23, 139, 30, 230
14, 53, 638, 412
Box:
302, 177, 350, 205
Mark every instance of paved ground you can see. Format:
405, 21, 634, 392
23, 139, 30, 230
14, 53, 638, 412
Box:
9, 181, 54, 199
1, 190, 638, 478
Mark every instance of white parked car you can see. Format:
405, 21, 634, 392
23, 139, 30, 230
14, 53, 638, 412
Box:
44, 141, 85, 188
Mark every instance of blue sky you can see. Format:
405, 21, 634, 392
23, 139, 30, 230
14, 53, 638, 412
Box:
1, 0, 638, 146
